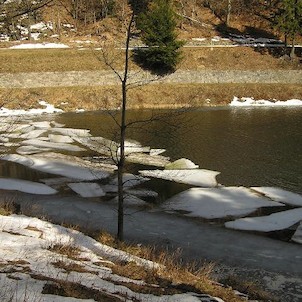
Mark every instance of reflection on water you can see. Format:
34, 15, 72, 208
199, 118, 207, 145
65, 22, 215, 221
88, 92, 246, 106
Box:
1, 106, 301, 195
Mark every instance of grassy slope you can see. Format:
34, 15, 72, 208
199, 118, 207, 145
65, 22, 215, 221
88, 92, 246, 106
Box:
0, 46, 301, 110
0, 1, 301, 110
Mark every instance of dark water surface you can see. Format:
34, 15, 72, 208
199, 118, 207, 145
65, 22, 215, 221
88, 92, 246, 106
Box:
54, 106, 302, 194
1, 106, 301, 195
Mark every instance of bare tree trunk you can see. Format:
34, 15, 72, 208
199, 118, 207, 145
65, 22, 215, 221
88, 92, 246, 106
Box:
117, 14, 134, 242
226, 0, 231, 27
290, 38, 295, 59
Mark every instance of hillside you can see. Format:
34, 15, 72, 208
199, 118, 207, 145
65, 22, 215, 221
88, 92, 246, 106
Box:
0, 0, 301, 110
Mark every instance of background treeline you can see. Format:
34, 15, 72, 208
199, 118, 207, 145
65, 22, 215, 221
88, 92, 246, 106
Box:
0, 0, 301, 46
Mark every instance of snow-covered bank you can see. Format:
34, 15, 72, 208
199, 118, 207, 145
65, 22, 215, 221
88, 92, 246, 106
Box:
9, 43, 69, 49
230, 97, 302, 107
0, 100, 63, 116
0, 214, 228, 302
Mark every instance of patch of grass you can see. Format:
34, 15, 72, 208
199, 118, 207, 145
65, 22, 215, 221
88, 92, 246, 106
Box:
48, 244, 81, 260
92, 231, 247, 302
52, 260, 97, 274
0, 198, 21, 216
36, 276, 122, 302
42, 282, 120, 301
220, 275, 279, 301
0, 47, 300, 74
1, 83, 302, 111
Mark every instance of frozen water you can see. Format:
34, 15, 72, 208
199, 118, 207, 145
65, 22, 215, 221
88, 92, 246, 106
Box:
139, 169, 219, 187
68, 182, 106, 197
251, 187, 302, 207
163, 187, 284, 219
0, 178, 57, 194
225, 208, 302, 232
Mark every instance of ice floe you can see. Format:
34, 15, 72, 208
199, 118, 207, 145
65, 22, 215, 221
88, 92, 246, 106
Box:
292, 222, 302, 244
230, 97, 302, 107
16, 145, 51, 155
163, 187, 284, 219
251, 187, 302, 207
20, 129, 47, 139
40, 177, 81, 186
225, 208, 302, 232
52, 127, 91, 137
139, 169, 219, 187
21, 138, 86, 152
73, 136, 116, 156
125, 188, 159, 198
68, 182, 106, 197
110, 194, 147, 206
127, 153, 170, 167
31, 121, 52, 129
109, 173, 150, 188
48, 134, 74, 143
165, 158, 199, 170
0, 178, 57, 194
2, 153, 111, 180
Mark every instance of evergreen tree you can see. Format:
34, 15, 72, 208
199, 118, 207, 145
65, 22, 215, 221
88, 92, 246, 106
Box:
136, 0, 183, 72
274, 0, 302, 58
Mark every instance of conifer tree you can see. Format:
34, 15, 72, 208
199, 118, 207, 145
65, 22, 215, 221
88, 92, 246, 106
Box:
274, 0, 302, 58
136, 0, 183, 72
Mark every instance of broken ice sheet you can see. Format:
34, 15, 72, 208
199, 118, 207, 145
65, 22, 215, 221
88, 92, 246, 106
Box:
109, 173, 150, 188
31, 121, 51, 129
21, 138, 86, 152
165, 158, 199, 170
52, 127, 91, 137
68, 182, 106, 197
40, 177, 81, 186
127, 153, 170, 167
163, 187, 284, 219
225, 208, 302, 232
16, 145, 52, 155
48, 134, 74, 143
2, 153, 111, 180
0, 178, 57, 195
125, 188, 158, 198
251, 187, 302, 207
20, 129, 47, 139
110, 194, 147, 206
139, 169, 219, 187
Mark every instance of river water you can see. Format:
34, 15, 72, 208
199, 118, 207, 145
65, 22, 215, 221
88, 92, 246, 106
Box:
1, 106, 302, 195
50, 106, 302, 195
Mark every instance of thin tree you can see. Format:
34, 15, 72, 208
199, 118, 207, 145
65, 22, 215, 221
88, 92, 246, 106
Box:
101, 12, 135, 242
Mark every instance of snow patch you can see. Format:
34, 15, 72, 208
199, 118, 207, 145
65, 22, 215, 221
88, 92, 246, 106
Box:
230, 97, 302, 107
0, 100, 63, 116
9, 43, 69, 49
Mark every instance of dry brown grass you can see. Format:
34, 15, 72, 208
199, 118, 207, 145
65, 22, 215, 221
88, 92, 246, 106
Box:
1, 83, 301, 111
220, 275, 279, 301
0, 46, 300, 74
48, 243, 81, 260
0, 198, 21, 216
91, 230, 260, 302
